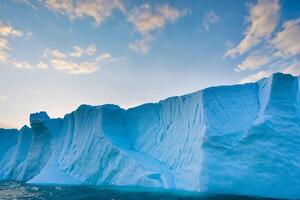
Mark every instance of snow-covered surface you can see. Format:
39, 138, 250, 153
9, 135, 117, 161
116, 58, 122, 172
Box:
0, 73, 299, 199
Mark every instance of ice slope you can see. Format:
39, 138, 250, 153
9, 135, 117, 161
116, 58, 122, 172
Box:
0, 73, 299, 199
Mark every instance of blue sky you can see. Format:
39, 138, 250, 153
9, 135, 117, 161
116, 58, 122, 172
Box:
0, 0, 299, 128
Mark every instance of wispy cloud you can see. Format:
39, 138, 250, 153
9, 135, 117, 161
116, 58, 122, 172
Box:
10, 60, 33, 69
223, 0, 300, 83
203, 10, 219, 31
70, 44, 96, 57
0, 22, 24, 64
17, 1, 186, 55
239, 70, 274, 84
51, 59, 99, 74
271, 18, 300, 57
225, 0, 280, 57
37, 61, 48, 69
44, 44, 114, 74
237, 54, 270, 71
0, 22, 45, 71
283, 61, 300, 76
45, 49, 67, 59
128, 4, 184, 34
96, 53, 111, 62
129, 34, 153, 54
128, 4, 186, 54
44, 0, 124, 25
0, 23, 114, 75
0, 23, 23, 37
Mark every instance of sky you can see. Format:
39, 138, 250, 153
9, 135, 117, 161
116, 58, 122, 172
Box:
0, 0, 300, 128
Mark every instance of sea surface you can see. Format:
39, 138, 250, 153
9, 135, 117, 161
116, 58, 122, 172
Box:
0, 181, 273, 200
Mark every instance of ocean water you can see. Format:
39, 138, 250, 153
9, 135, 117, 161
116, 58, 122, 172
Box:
0, 181, 273, 200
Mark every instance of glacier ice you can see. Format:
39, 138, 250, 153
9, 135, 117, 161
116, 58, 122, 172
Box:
0, 73, 299, 199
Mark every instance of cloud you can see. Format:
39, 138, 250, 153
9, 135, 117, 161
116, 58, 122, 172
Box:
239, 70, 273, 84
203, 10, 220, 31
239, 60, 300, 84
14, 0, 37, 10
44, 0, 124, 25
0, 50, 7, 61
128, 4, 186, 54
51, 59, 99, 74
0, 38, 9, 49
0, 23, 40, 71
70, 44, 96, 57
0, 23, 23, 37
224, 0, 299, 78
129, 35, 152, 54
10, 60, 33, 69
237, 54, 270, 71
44, 49, 67, 59
225, 0, 280, 57
0, 23, 23, 63
283, 61, 300, 76
96, 53, 111, 61
37, 61, 48, 69
43, 44, 114, 74
128, 4, 184, 34
271, 18, 300, 57
41, 1, 185, 55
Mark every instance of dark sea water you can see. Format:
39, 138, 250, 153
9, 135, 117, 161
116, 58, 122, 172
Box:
0, 181, 273, 200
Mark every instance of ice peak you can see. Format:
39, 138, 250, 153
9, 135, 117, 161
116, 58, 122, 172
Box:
30, 111, 50, 124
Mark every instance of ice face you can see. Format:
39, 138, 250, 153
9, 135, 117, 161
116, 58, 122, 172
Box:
30, 112, 50, 124
200, 73, 300, 198
0, 73, 299, 199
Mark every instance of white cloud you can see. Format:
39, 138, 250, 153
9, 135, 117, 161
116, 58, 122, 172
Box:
10, 60, 33, 69
0, 23, 23, 63
70, 44, 96, 57
128, 4, 184, 34
271, 18, 300, 57
239, 70, 274, 84
0, 23, 23, 37
96, 53, 111, 61
283, 62, 300, 76
129, 35, 152, 54
45, 49, 67, 59
44, 44, 115, 74
37, 61, 48, 69
237, 54, 270, 71
0, 23, 38, 71
51, 59, 99, 74
225, 0, 280, 57
0, 50, 8, 62
0, 38, 9, 49
239, 61, 300, 84
44, 0, 124, 25
203, 10, 220, 31
128, 4, 186, 54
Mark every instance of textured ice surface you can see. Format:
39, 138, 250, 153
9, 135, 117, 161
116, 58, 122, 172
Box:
0, 73, 299, 199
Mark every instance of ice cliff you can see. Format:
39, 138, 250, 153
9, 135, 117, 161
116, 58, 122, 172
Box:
0, 73, 299, 199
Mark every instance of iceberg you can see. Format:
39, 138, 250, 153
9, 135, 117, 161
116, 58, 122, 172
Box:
0, 73, 299, 199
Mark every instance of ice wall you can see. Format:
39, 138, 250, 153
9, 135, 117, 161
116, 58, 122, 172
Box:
200, 73, 300, 198
0, 73, 299, 199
